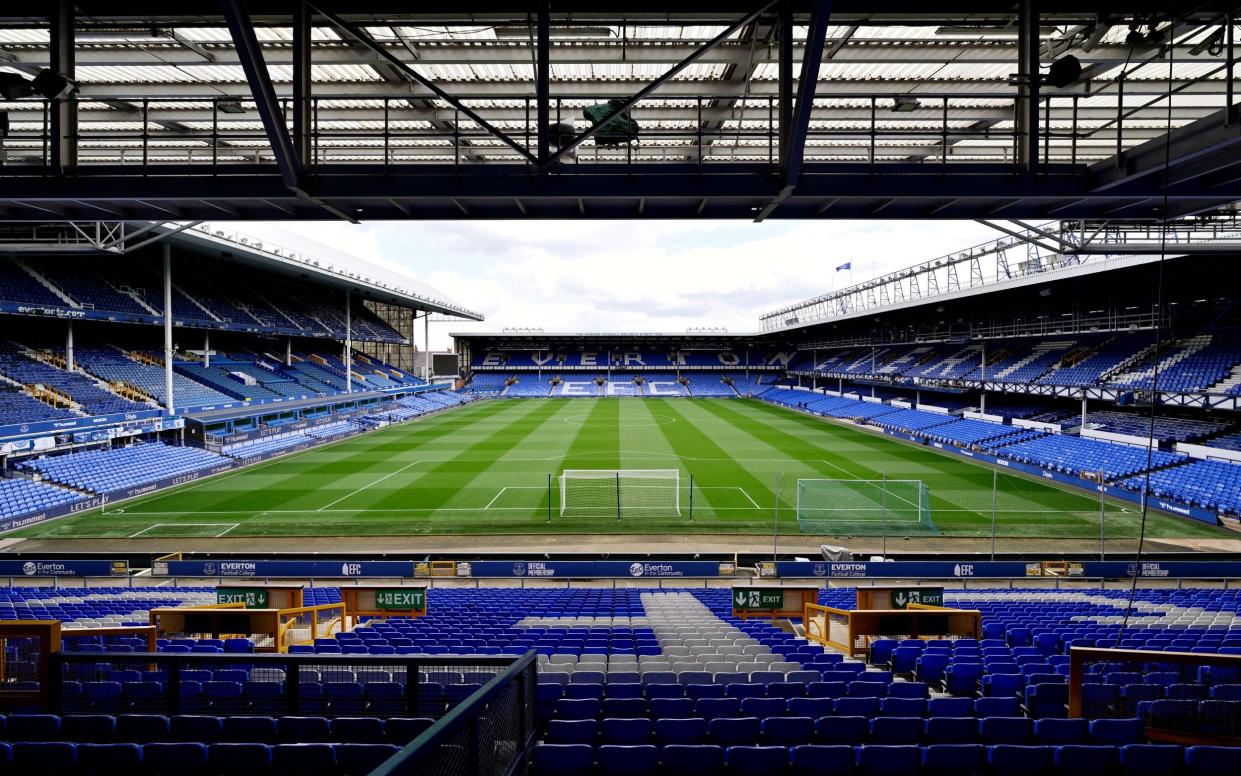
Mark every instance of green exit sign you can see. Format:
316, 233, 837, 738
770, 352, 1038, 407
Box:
217, 588, 269, 608
733, 587, 786, 612
892, 587, 944, 609
375, 588, 426, 611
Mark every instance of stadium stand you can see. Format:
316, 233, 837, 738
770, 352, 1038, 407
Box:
1083, 411, 1231, 444
6, 584, 1237, 773
507, 377, 553, 397
0, 343, 146, 416
75, 347, 235, 410
0, 476, 87, 519
18, 443, 230, 494
1119, 459, 1241, 516
989, 435, 1184, 481
0, 386, 76, 425
684, 374, 736, 397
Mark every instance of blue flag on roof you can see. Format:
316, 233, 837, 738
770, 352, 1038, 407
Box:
836, 262, 852, 271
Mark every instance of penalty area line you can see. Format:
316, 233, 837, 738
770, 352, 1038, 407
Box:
129, 523, 241, 538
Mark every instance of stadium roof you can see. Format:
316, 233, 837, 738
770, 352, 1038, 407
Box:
174, 222, 483, 319
0, 3, 1237, 220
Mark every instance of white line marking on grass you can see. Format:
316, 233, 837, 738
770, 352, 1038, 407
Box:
317, 459, 422, 511
820, 458, 861, 479
129, 523, 240, 538
484, 488, 509, 510
696, 486, 762, 509
738, 488, 760, 508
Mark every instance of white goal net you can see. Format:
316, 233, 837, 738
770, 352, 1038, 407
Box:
559, 469, 680, 518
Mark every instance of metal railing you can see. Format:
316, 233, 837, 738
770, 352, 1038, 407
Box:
371, 650, 536, 776
1069, 646, 1241, 745
47, 651, 525, 721
0, 91, 1194, 171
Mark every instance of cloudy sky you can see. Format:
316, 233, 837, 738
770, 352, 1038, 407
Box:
242, 220, 1001, 350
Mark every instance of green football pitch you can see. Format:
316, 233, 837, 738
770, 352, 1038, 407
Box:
13, 397, 1226, 541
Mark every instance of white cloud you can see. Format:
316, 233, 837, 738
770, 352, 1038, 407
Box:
223, 219, 999, 349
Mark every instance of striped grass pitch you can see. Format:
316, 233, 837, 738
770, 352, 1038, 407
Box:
14, 398, 1226, 540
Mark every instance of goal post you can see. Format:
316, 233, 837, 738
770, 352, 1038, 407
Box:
795, 478, 937, 536
559, 469, 681, 518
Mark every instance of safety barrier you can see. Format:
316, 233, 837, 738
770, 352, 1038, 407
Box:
371, 650, 537, 776
804, 602, 982, 657
149, 601, 344, 653
1069, 646, 1241, 745
0, 622, 157, 711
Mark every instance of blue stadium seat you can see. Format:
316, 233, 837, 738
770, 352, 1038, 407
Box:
816, 716, 869, 745
13, 742, 77, 772
273, 743, 336, 776
601, 717, 652, 745
531, 744, 593, 776
979, 717, 1034, 745
596, 745, 657, 776
336, 743, 400, 775
923, 743, 987, 776
1186, 745, 1239, 776
762, 716, 815, 747
987, 744, 1052, 776
856, 744, 921, 776
1034, 718, 1088, 745
208, 743, 271, 771
925, 717, 977, 744
145, 742, 208, 776
61, 714, 116, 742
707, 716, 761, 747
726, 745, 791, 776
655, 717, 707, 746
658, 744, 724, 776
547, 720, 597, 745
1054, 745, 1119, 776
77, 742, 142, 774
871, 717, 923, 745
790, 744, 853, 776
1088, 718, 1145, 746
171, 715, 223, 743
1117, 744, 1185, 776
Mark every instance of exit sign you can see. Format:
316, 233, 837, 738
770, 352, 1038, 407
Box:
217, 588, 269, 608
375, 588, 426, 611
892, 587, 944, 609
732, 587, 786, 612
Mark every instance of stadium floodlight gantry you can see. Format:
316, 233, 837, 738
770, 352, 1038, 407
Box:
0, 2, 1239, 220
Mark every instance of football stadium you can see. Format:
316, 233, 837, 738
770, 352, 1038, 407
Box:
2, 2, 1241, 774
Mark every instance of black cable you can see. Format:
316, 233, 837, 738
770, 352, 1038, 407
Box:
1115, 16, 1179, 646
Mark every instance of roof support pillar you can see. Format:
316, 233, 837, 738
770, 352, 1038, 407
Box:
777, 0, 794, 162
49, 0, 76, 171
755, 0, 832, 221
536, 1, 551, 164
163, 243, 175, 416
293, 1, 313, 167
344, 289, 352, 393
221, 0, 303, 191
1017, 0, 1041, 172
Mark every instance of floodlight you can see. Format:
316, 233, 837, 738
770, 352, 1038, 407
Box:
31, 70, 76, 100
582, 100, 640, 146
218, 100, 246, 114
891, 96, 920, 112
1045, 55, 1082, 88
0, 70, 77, 101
